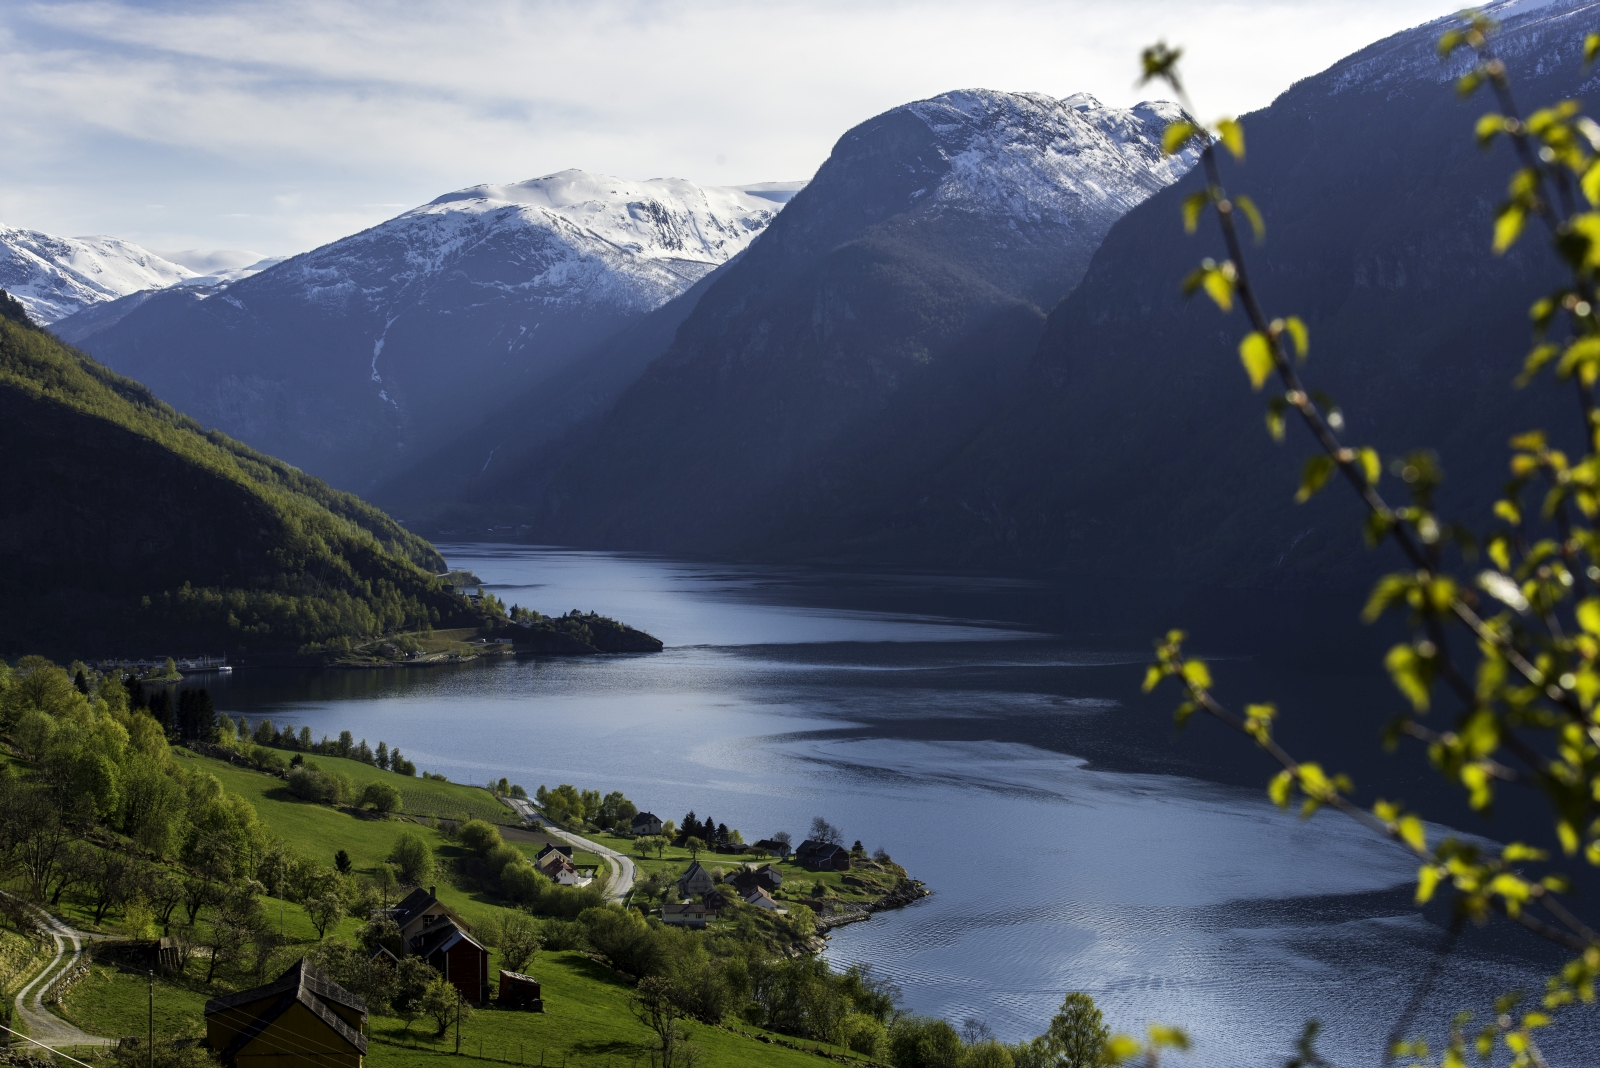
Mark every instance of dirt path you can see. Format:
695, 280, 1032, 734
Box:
502, 797, 637, 902
13, 908, 109, 1050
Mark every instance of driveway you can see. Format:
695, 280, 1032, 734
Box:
502, 797, 637, 902
12, 905, 110, 1051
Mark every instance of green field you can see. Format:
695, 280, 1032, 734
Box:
52, 753, 875, 1068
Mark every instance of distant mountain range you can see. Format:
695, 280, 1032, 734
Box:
0, 227, 197, 323
394, 90, 1196, 543
65, 170, 803, 492
381, 0, 1600, 602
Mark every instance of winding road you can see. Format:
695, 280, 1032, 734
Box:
502, 797, 637, 902
11, 904, 109, 1051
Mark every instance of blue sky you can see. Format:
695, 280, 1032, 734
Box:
0, 0, 1451, 257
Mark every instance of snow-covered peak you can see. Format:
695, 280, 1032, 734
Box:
0, 227, 197, 323
903, 89, 1197, 228
419, 168, 788, 267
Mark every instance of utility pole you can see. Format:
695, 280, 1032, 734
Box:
454, 991, 462, 1055
278, 857, 285, 939
147, 970, 153, 1068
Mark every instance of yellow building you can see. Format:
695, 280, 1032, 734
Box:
205, 958, 367, 1068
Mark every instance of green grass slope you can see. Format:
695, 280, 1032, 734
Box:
0, 310, 483, 657
58, 752, 873, 1068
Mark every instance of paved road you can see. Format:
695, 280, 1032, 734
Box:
12, 905, 109, 1051
502, 797, 637, 902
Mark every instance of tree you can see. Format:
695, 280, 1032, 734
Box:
298, 726, 313, 750
392, 957, 437, 1034
205, 884, 264, 983
88, 851, 136, 925
387, 832, 434, 886
1030, 993, 1107, 1068
359, 781, 401, 816
333, 849, 352, 876
375, 741, 390, 770
420, 976, 462, 1036
771, 831, 792, 853
808, 817, 841, 847
371, 865, 399, 907
1125, 20, 1600, 1063
336, 731, 353, 758
456, 819, 501, 854
306, 893, 345, 940
630, 975, 692, 1067
499, 910, 542, 972
684, 836, 707, 861
252, 719, 276, 746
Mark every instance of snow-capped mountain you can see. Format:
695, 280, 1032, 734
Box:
458, 89, 1196, 549
70, 170, 802, 492
905, 90, 1193, 234
0, 228, 197, 323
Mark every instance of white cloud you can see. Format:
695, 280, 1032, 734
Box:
0, 0, 1455, 252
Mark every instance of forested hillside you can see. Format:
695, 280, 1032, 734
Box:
0, 301, 480, 656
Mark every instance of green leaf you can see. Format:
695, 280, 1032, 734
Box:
1517, 342, 1560, 386
1397, 815, 1427, 852
1234, 194, 1265, 244
1181, 190, 1209, 234
1201, 266, 1234, 312
1356, 447, 1381, 486
1556, 336, 1600, 379
1457, 69, 1484, 97
1216, 118, 1245, 160
1295, 454, 1336, 503
1385, 643, 1431, 711
1577, 597, 1600, 635
1162, 120, 1199, 156
1283, 315, 1309, 359
1265, 396, 1288, 442
1180, 659, 1212, 690
1415, 865, 1442, 904
1437, 29, 1464, 57
1268, 770, 1293, 809
1587, 32, 1600, 66
1238, 332, 1275, 390
1582, 159, 1600, 207
1493, 202, 1526, 254
1475, 112, 1506, 147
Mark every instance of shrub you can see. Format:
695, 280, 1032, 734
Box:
886, 1015, 963, 1068
500, 861, 544, 905
484, 842, 522, 878
844, 1013, 888, 1058
359, 781, 401, 815
457, 819, 501, 854
387, 832, 435, 886
287, 765, 342, 805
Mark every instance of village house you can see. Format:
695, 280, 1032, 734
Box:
662, 901, 709, 928
536, 849, 593, 886
205, 958, 367, 1068
630, 811, 664, 836
729, 864, 783, 896
369, 887, 492, 1003
794, 839, 851, 871
752, 839, 790, 857
535, 844, 574, 863
702, 889, 733, 916
742, 887, 788, 915
677, 860, 716, 897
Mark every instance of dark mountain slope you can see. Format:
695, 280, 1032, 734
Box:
522, 91, 1195, 552
369, 258, 739, 530
850, 0, 1600, 590
0, 304, 480, 657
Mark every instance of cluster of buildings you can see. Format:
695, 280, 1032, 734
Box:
658, 837, 854, 929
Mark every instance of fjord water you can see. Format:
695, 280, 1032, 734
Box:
209, 546, 1588, 1063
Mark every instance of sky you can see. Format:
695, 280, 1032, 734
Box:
0, 0, 1456, 258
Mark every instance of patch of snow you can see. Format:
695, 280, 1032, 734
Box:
903, 90, 1198, 230
0, 227, 197, 322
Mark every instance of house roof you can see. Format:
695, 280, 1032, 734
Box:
412, 919, 487, 960
537, 851, 576, 873
384, 886, 469, 932
204, 958, 368, 1058
663, 902, 707, 916
536, 844, 574, 860
631, 811, 661, 825
795, 839, 844, 856
743, 887, 783, 907
678, 860, 711, 883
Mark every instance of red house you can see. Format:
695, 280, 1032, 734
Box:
411, 920, 491, 1003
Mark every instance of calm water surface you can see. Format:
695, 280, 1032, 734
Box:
207, 545, 1594, 1064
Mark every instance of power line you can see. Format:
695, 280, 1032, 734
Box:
0, 1022, 104, 1068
